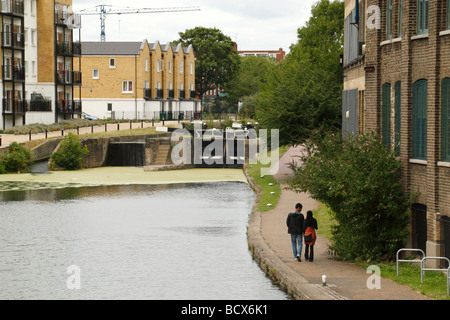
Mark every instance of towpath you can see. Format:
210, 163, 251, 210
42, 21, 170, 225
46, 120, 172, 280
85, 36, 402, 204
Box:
249, 145, 432, 300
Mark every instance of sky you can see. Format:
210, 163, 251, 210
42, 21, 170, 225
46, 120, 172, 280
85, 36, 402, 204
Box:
71, 0, 319, 53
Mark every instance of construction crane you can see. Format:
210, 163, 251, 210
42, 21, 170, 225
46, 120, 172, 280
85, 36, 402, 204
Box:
77, 5, 201, 42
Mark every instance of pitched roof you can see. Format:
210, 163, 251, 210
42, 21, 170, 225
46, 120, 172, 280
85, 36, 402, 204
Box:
81, 41, 145, 55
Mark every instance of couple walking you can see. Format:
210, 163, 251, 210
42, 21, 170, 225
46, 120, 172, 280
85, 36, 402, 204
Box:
286, 203, 318, 262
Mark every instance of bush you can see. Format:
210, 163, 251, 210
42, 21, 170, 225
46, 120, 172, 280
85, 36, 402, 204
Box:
288, 131, 410, 262
0, 159, 5, 174
0, 142, 34, 173
50, 133, 88, 170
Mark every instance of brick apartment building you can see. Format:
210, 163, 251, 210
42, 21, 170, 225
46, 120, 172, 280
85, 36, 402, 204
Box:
0, 0, 82, 130
75, 40, 198, 121
343, 0, 450, 264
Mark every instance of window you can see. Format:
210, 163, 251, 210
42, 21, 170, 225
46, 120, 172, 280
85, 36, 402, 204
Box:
398, 0, 403, 37
387, 0, 393, 39
31, 29, 36, 46
344, 7, 359, 66
122, 80, 133, 93
442, 78, 450, 162
109, 58, 115, 68
157, 60, 160, 72
395, 82, 401, 156
180, 61, 183, 74
382, 83, 391, 148
412, 80, 428, 160
417, 0, 429, 35
145, 59, 148, 72
190, 62, 193, 75
93, 69, 99, 79
168, 61, 172, 73
107, 103, 112, 112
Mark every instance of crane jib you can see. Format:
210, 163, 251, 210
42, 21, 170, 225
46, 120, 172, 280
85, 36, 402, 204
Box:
76, 5, 201, 42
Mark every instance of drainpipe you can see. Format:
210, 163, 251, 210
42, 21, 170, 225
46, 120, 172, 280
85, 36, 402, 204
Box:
135, 54, 138, 120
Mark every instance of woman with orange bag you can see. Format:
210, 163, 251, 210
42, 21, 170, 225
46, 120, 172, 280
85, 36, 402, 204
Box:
303, 210, 318, 262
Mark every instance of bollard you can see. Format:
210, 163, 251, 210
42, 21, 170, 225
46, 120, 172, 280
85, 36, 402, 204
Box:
130, 120, 132, 130
29, 130, 32, 141
105, 123, 107, 132
152, 118, 154, 127
117, 123, 120, 131
45, 129, 48, 139
91, 125, 94, 133
77, 126, 79, 135
141, 120, 143, 128
61, 128, 64, 136
0, 134, 2, 147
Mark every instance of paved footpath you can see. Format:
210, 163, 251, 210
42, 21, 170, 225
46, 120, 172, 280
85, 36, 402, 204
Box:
249, 145, 432, 300
0, 120, 183, 148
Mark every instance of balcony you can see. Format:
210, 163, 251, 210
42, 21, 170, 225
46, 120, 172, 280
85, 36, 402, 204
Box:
168, 89, 174, 99
55, 10, 70, 25
2, 32, 24, 49
156, 89, 163, 99
2, 98, 25, 114
72, 41, 82, 56
56, 70, 82, 86
56, 100, 82, 114
3, 65, 25, 81
190, 90, 197, 99
25, 99, 52, 112
56, 41, 82, 56
179, 90, 186, 100
1, 0, 24, 16
144, 88, 152, 100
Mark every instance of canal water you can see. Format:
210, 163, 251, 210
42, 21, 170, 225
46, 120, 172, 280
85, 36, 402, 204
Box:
0, 181, 289, 300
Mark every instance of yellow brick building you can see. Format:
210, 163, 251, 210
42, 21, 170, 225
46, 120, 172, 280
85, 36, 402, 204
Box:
75, 40, 198, 120
1, 0, 82, 130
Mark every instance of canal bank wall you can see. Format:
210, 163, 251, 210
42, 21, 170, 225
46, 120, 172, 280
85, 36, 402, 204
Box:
29, 132, 250, 170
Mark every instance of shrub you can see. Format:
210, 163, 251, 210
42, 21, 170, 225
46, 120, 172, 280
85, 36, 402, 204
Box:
288, 131, 410, 262
0, 159, 5, 174
50, 133, 88, 170
0, 142, 34, 174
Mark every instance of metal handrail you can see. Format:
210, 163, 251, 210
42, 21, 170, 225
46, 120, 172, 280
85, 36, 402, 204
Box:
420, 257, 450, 284
396, 248, 425, 276
447, 267, 449, 296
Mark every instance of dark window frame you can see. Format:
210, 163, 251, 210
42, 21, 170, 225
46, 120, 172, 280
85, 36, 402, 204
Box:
412, 79, 428, 160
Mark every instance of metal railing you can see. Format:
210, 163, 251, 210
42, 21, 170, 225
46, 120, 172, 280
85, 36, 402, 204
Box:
1, 0, 24, 15
2, 98, 25, 114
448, 267, 450, 296
420, 257, 450, 285
26, 99, 52, 112
2, 32, 24, 48
397, 248, 450, 296
396, 248, 425, 276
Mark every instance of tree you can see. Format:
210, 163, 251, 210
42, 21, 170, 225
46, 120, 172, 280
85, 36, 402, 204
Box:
174, 27, 240, 102
288, 132, 410, 261
256, 0, 344, 146
0, 142, 33, 174
224, 55, 277, 106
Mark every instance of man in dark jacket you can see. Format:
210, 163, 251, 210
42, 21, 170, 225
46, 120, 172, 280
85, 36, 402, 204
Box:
286, 203, 304, 262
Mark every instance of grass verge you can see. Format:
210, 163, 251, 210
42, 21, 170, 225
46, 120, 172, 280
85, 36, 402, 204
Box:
246, 145, 289, 212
